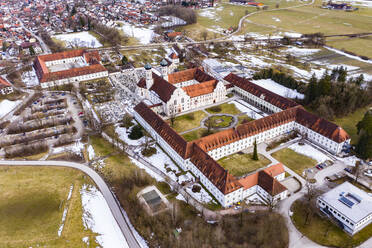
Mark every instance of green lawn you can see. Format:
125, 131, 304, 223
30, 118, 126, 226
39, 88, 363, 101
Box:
272, 148, 317, 176
291, 200, 372, 248
218, 152, 271, 177
206, 102, 241, 115
170, 111, 207, 133
333, 105, 371, 144
0, 166, 99, 248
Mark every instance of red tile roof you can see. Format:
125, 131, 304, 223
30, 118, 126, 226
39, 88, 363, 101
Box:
39, 64, 107, 83
182, 80, 217, 97
224, 73, 299, 110
257, 170, 287, 196
37, 49, 85, 62
150, 73, 176, 102
263, 163, 285, 177
0, 76, 12, 88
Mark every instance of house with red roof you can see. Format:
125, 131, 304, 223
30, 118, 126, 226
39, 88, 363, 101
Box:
0, 76, 14, 95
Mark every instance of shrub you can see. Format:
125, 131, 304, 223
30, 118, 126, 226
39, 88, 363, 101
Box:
128, 125, 144, 140
208, 105, 222, 113
141, 147, 157, 157
186, 113, 195, 120
192, 184, 201, 193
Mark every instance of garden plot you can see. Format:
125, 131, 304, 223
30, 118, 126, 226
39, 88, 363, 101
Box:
53, 32, 102, 48
80, 184, 129, 248
0, 99, 21, 118
251, 79, 304, 99
288, 142, 332, 163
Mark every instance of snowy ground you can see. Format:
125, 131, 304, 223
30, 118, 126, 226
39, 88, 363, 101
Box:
53, 32, 102, 48
285, 46, 320, 56
51, 141, 85, 155
185, 183, 216, 204
229, 100, 267, 119
288, 142, 332, 163
80, 184, 129, 248
340, 155, 359, 167
251, 79, 304, 99
130, 157, 165, 182
88, 145, 95, 160
115, 124, 146, 146
21, 67, 39, 87
0, 99, 22, 118
118, 23, 155, 44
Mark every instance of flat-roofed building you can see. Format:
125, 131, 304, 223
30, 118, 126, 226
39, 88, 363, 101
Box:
317, 182, 372, 235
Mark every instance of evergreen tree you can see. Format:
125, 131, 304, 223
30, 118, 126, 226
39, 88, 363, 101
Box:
129, 125, 144, 140
71, 6, 77, 16
305, 74, 318, 104
121, 55, 128, 65
29, 46, 35, 55
252, 139, 258, 161
356, 110, 372, 159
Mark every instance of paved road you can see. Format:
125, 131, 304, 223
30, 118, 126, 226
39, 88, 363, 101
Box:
16, 17, 51, 54
0, 160, 141, 248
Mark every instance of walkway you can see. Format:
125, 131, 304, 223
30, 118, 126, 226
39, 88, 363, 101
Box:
0, 160, 141, 248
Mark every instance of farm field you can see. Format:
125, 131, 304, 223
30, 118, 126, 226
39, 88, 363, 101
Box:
0, 166, 99, 248
240, 0, 372, 57
178, 0, 305, 41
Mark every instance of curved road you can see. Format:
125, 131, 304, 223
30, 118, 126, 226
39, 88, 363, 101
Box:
0, 160, 141, 248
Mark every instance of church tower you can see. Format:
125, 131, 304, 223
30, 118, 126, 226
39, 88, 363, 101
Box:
160, 59, 169, 81
144, 63, 153, 89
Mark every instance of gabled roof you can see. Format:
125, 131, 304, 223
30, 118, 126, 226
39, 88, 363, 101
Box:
134, 102, 192, 159
37, 49, 85, 62
224, 73, 299, 110
190, 144, 242, 194
182, 80, 218, 98
195, 106, 300, 152
167, 67, 215, 85
263, 163, 285, 177
257, 170, 287, 196
150, 73, 176, 102
296, 108, 350, 143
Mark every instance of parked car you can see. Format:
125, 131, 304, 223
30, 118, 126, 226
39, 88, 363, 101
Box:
344, 168, 352, 173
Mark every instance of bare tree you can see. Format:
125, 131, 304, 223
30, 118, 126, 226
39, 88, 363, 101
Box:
354, 160, 363, 183
201, 31, 208, 41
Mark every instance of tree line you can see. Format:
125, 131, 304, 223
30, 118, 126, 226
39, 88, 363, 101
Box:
158, 6, 197, 25
356, 109, 372, 160
304, 67, 371, 120
253, 68, 301, 91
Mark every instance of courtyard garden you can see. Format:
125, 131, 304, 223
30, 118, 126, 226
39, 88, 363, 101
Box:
291, 199, 372, 248
170, 111, 207, 133
218, 152, 271, 177
206, 103, 241, 115
204, 115, 234, 129
272, 148, 317, 177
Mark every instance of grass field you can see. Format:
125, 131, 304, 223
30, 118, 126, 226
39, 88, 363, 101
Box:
333, 105, 371, 144
291, 200, 372, 248
218, 152, 271, 177
206, 102, 241, 115
240, 0, 372, 57
272, 148, 317, 176
170, 111, 207, 133
238, 115, 254, 124
0, 166, 99, 248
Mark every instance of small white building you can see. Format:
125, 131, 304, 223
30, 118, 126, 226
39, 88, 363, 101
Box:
0, 76, 14, 95
317, 182, 372, 235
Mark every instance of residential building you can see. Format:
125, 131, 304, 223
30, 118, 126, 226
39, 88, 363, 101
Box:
0, 76, 14, 95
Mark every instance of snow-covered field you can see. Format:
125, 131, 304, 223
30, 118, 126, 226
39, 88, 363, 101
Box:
53, 32, 102, 48
0, 99, 21, 118
51, 141, 85, 155
118, 23, 154, 44
80, 184, 129, 248
288, 142, 331, 163
285, 46, 320, 56
251, 79, 304, 99
230, 100, 267, 119
185, 183, 215, 204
